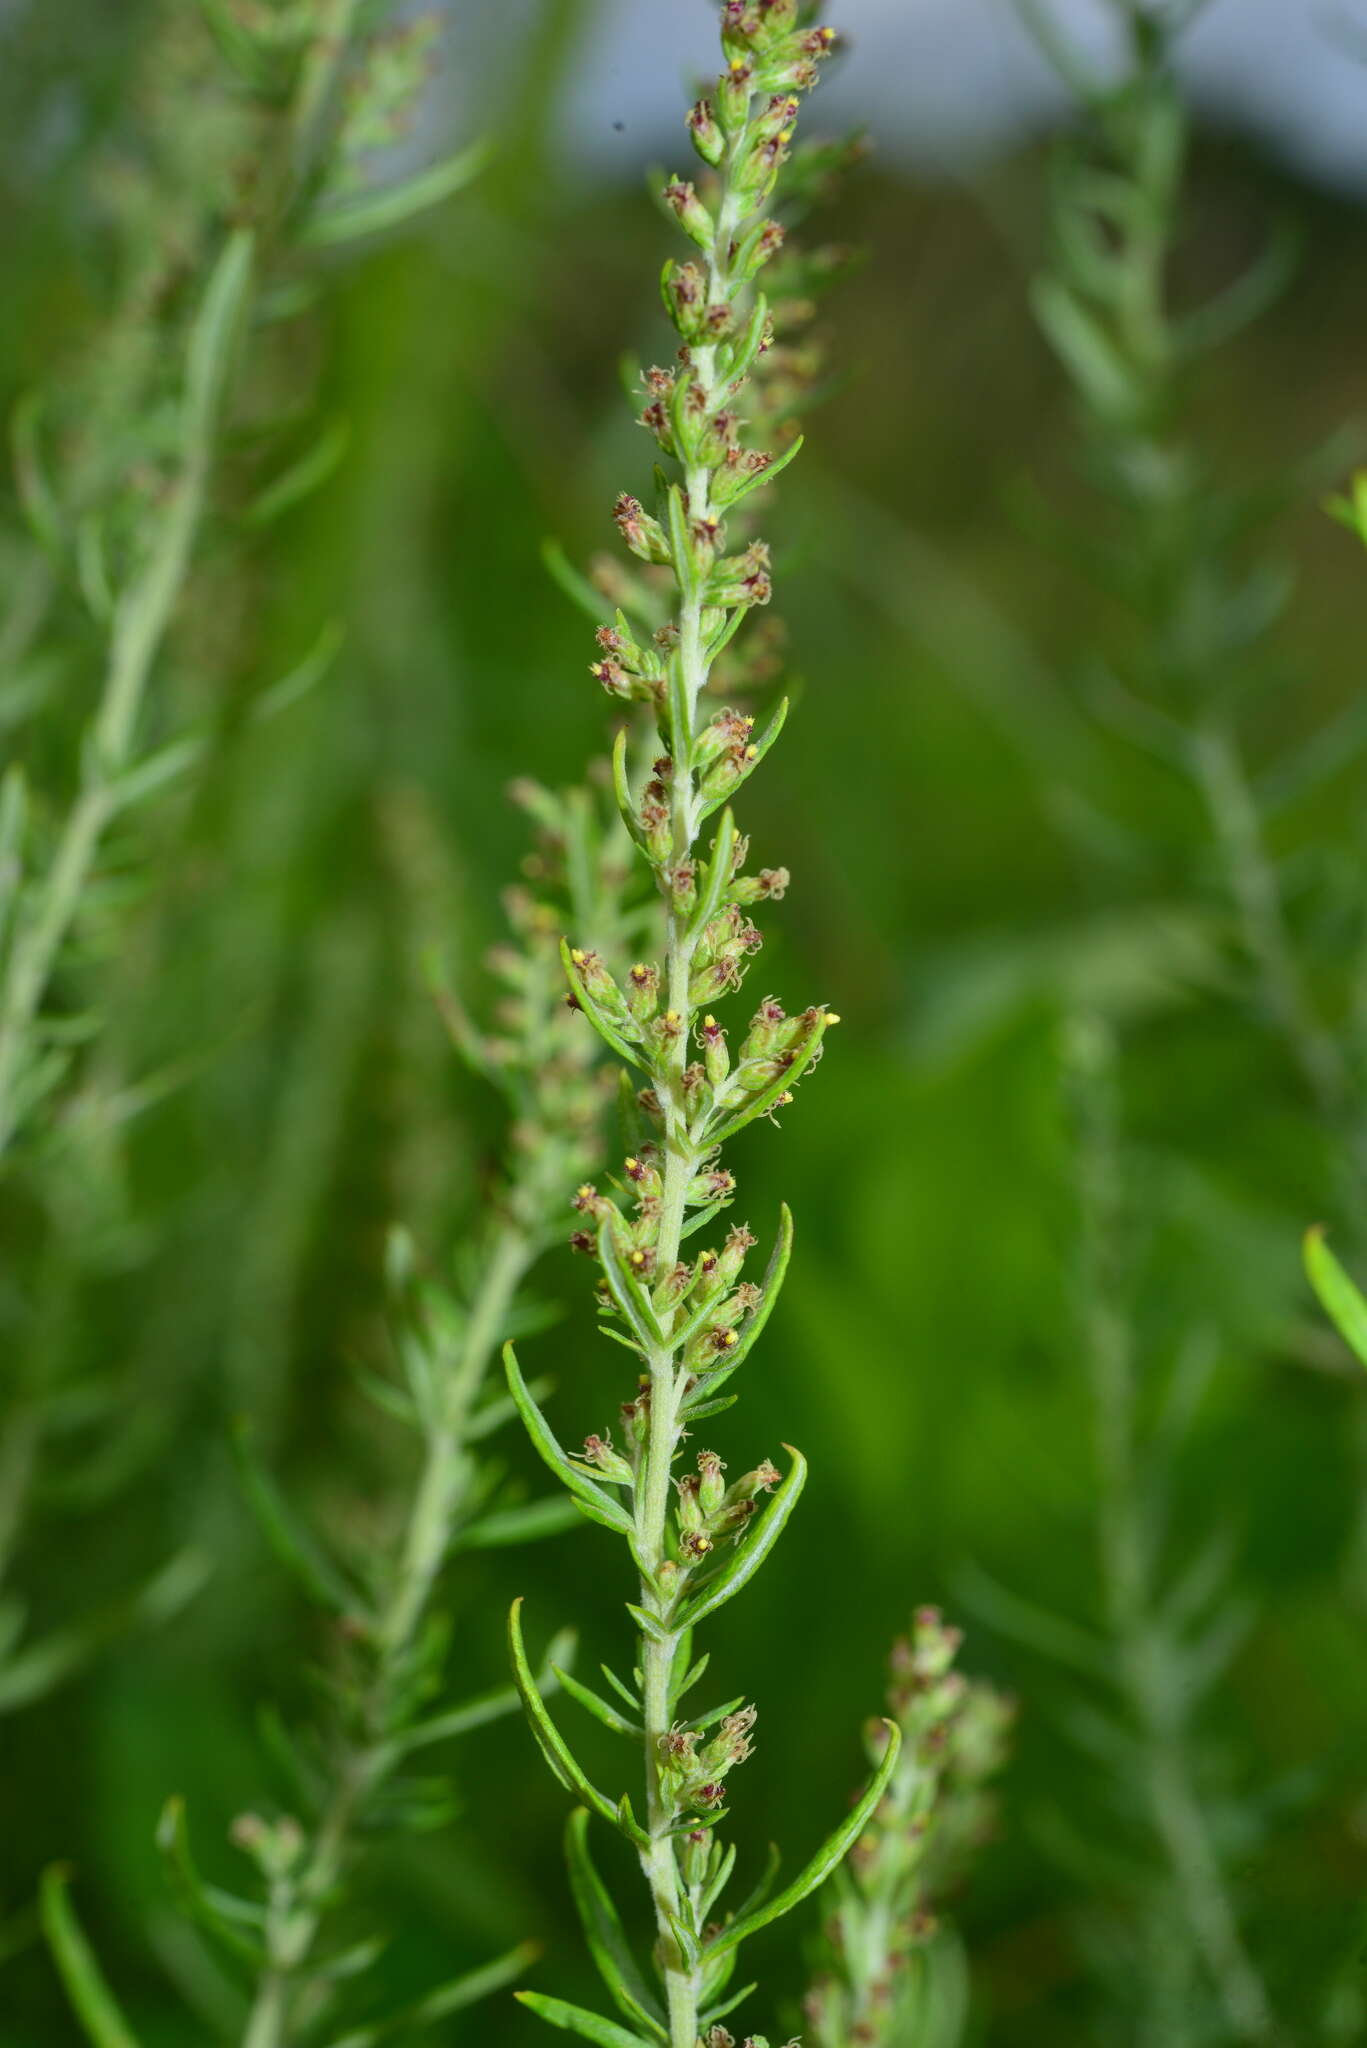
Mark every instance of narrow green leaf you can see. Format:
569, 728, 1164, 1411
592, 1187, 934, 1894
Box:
504, 1346, 634, 1535
403, 1629, 575, 1753
553, 1665, 642, 1737
303, 142, 490, 247
666, 483, 701, 607
724, 431, 804, 508
249, 617, 344, 724
565, 1811, 668, 2037
1030, 274, 1136, 422
155, 1800, 266, 1967
683, 1206, 793, 1401
185, 229, 256, 450
456, 1495, 581, 1550
11, 392, 63, 553
542, 537, 610, 622
597, 1216, 667, 1351
674, 1446, 807, 1632
40, 1869, 142, 2048
1305, 1225, 1367, 1370
561, 939, 648, 1073
611, 727, 647, 849
707, 1011, 828, 1148
625, 1601, 671, 1644
516, 1991, 651, 2048
687, 808, 737, 942
243, 419, 350, 528
698, 695, 789, 825
232, 1418, 358, 1613
509, 1601, 646, 1846
705, 1721, 902, 1961
699, 1982, 757, 2029
325, 1940, 540, 2046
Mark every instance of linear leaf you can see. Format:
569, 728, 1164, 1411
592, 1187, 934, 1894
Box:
185, 229, 255, 449
302, 142, 490, 247
706, 1010, 828, 1148
324, 1940, 539, 2046
504, 1346, 633, 1535
516, 1991, 652, 2048
40, 1870, 142, 2048
726, 432, 805, 508
565, 1810, 668, 2037
232, 1419, 358, 1612
155, 1801, 266, 1967
705, 1721, 902, 1961
1305, 1225, 1367, 1370
688, 807, 737, 942
597, 1216, 667, 1351
553, 1664, 642, 1737
402, 1629, 574, 1753
561, 939, 648, 1072
681, 1205, 793, 1401
509, 1602, 646, 1846
674, 1446, 807, 1632
456, 1495, 581, 1549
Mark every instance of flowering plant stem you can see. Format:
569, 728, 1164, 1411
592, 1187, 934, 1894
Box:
508, 11, 901, 2048
240, 1221, 533, 2048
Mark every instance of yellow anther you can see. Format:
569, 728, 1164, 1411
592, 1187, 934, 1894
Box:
570, 947, 587, 965
576, 1184, 594, 1200
625, 1156, 640, 1172
777, 1091, 794, 1106
704, 1015, 718, 1029
664, 1009, 680, 1025
745, 745, 758, 759
729, 56, 746, 71
631, 961, 648, 977
630, 1250, 647, 1267
779, 128, 794, 144
720, 1330, 739, 1348
824, 1012, 841, 1026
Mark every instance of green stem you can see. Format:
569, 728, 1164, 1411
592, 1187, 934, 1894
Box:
238, 1214, 534, 2048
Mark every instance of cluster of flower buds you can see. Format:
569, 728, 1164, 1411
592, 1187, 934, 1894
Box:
804, 1612, 1014, 2048
658, 1702, 758, 1818
675, 1448, 781, 1559
463, 775, 637, 1235
566, 939, 836, 1143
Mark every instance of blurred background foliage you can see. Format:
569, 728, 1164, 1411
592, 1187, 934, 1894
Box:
4, 0, 1367, 2042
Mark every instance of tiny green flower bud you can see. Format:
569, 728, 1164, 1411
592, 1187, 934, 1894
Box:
701, 1013, 730, 1087
662, 177, 715, 249
698, 1448, 727, 1515
731, 865, 790, 904
717, 1221, 756, 1283
688, 1166, 736, 1206
626, 961, 660, 1022
687, 97, 725, 165
614, 492, 671, 564
578, 1434, 634, 1485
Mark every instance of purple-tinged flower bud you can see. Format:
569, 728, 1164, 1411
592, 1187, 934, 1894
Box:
662, 177, 715, 250
637, 1087, 664, 1123
623, 1152, 662, 1200
613, 492, 671, 564
571, 1181, 614, 1226
626, 961, 660, 1023
731, 865, 789, 905
578, 1434, 634, 1485
689, 1166, 736, 1205
687, 97, 724, 167
698, 1449, 727, 1516
677, 1471, 704, 1532
700, 1013, 730, 1088
669, 862, 697, 915
680, 1525, 714, 1561
717, 1222, 756, 1284
655, 1261, 692, 1311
